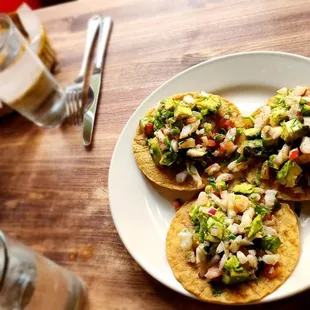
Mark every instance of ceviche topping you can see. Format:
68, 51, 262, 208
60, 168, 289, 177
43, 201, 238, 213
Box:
139, 92, 240, 185
237, 86, 310, 188
178, 181, 282, 285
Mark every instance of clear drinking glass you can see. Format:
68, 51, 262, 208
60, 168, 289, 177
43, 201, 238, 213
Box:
0, 14, 67, 128
0, 231, 88, 310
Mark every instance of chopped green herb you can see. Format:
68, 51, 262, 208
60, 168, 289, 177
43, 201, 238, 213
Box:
210, 282, 223, 297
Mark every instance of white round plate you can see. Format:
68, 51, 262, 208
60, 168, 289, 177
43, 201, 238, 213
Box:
109, 51, 310, 304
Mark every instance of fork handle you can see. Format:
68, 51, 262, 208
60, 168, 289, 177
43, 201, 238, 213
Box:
78, 15, 101, 79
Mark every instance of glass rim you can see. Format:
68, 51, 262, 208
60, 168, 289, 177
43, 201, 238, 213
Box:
0, 14, 14, 53
0, 231, 8, 294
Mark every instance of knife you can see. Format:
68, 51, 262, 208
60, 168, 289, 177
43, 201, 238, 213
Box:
83, 16, 112, 146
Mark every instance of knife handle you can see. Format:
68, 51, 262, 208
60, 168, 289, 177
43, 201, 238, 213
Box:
78, 15, 101, 79
94, 16, 112, 71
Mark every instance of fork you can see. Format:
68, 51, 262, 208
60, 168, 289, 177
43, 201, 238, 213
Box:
65, 15, 101, 126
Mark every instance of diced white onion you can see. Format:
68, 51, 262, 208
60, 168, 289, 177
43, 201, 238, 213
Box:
219, 254, 228, 270
205, 266, 222, 280
262, 254, 280, 265
215, 173, 234, 183
200, 91, 209, 97
237, 251, 248, 264
263, 225, 277, 236
277, 87, 288, 95
176, 170, 188, 183
247, 254, 258, 268
254, 106, 271, 129
216, 241, 225, 254
291, 86, 307, 96
180, 121, 200, 139
178, 228, 193, 251
186, 163, 202, 187
248, 249, 256, 256
227, 224, 239, 235
265, 190, 278, 208
224, 128, 237, 142
195, 244, 206, 264
205, 163, 221, 176
274, 144, 290, 166
183, 95, 195, 105
196, 191, 209, 206
300, 136, 310, 154
171, 139, 178, 153
187, 148, 206, 157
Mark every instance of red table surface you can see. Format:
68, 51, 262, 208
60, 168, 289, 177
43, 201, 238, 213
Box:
0, 1, 41, 13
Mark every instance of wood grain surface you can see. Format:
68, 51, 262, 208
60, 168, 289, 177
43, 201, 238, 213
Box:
0, 0, 310, 309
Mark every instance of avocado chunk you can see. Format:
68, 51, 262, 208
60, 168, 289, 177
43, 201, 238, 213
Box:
268, 95, 286, 109
281, 119, 309, 143
163, 98, 176, 111
261, 235, 282, 253
159, 151, 177, 166
148, 138, 162, 164
270, 107, 288, 127
174, 104, 192, 119
232, 183, 255, 195
248, 214, 263, 239
244, 128, 261, 139
301, 104, 310, 117
222, 256, 250, 284
203, 122, 213, 133
277, 160, 302, 187
214, 209, 226, 223
269, 154, 281, 170
242, 139, 264, 157
189, 205, 200, 221
195, 95, 221, 114
198, 219, 209, 242
214, 181, 227, 193
205, 217, 224, 242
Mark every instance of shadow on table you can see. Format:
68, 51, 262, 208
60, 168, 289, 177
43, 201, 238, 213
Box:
144, 273, 310, 310
0, 112, 37, 138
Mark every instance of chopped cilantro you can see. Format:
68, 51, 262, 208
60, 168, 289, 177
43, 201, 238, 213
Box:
210, 282, 223, 297
208, 177, 216, 185
255, 205, 270, 216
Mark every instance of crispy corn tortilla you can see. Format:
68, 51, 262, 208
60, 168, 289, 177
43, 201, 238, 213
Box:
245, 164, 310, 201
166, 201, 299, 304
133, 92, 244, 192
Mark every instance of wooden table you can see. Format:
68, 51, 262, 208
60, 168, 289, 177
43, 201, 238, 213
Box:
1, 0, 310, 308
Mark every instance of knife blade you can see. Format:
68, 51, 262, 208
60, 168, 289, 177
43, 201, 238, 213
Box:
83, 16, 112, 146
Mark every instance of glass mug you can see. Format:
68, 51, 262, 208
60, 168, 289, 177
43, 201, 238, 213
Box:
0, 231, 88, 310
0, 14, 67, 128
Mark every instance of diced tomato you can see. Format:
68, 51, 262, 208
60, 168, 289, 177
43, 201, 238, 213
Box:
297, 111, 302, 116
172, 199, 181, 211
219, 119, 234, 130
219, 141, 236, 154
264, 213, 272, 221
207, 139, 216, 147
263, 264, 277, 279
289, 148, 299, 161
144, 123, 154, 137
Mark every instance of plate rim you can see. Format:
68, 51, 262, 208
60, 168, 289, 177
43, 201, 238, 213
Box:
108, 50, 310, 304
